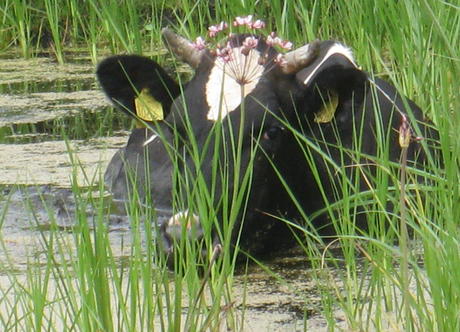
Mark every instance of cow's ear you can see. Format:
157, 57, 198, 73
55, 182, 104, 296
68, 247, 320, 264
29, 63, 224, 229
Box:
97, 55, 181, 126
296, 41, 368, 123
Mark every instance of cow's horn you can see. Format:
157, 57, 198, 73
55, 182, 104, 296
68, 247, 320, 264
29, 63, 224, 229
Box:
281, 39, 322, 74
161, 28, 203, 69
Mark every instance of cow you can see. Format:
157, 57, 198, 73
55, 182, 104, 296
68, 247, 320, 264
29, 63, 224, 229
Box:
96, 27, 439, 266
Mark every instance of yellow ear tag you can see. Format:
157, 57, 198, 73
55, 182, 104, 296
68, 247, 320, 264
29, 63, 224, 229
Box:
314, 90, 339, 123
134, 88, 164, 123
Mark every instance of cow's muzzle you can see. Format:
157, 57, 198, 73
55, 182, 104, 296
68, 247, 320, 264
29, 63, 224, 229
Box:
159, 210, 221, 269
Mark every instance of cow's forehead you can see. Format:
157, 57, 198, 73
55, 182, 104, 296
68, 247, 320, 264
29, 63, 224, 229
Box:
205, 45, 265, 121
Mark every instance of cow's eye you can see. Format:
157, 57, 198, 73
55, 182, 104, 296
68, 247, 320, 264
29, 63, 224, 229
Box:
263, 125, 285, 140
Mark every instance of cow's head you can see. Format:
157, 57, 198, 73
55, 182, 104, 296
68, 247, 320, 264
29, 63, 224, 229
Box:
97, 25, 435, 268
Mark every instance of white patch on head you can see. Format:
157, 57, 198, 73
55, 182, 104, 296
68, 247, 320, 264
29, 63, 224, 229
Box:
303, 43, 357, 85
206, 46, 264, 121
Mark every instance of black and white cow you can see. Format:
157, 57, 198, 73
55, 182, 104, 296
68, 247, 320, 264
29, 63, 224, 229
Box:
97, 29, 438, 263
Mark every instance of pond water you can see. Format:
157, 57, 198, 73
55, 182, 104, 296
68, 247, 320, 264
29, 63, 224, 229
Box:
0, 51, 360, 331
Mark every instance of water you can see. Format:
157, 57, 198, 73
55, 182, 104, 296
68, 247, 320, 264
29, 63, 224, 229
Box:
0, 51, 350, 331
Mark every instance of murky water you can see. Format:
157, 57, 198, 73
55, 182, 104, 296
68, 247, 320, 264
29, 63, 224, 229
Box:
0, 51, 357, 331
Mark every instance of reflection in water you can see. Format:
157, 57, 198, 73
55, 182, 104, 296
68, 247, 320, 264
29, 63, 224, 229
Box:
0, 106, 131, 143
0, 78, 95, 95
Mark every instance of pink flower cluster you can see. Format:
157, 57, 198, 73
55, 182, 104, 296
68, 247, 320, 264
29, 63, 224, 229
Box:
193, 36, 206, 50
215, 36, 261, 63
266, 32, 293, 50
216, 42, 233, 62
192, 17, 293, 66
233, 15, 265, 29
207, 16, 266, 38
274, 53, 287, 66
208, 21, 229, 38
241, 36, 259, 56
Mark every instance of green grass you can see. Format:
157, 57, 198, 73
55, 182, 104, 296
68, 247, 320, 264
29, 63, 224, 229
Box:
0, 0, 459, 331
